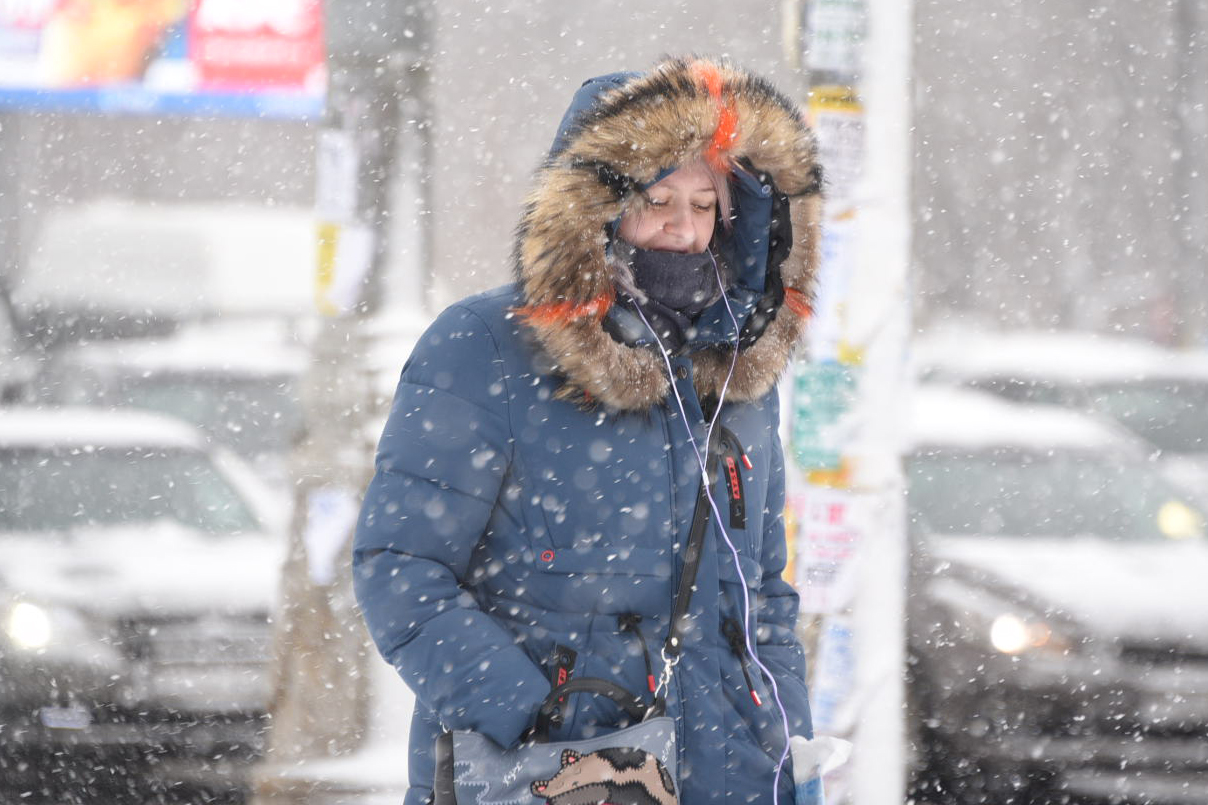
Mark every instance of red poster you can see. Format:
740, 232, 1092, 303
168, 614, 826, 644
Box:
190, 0, 323, 90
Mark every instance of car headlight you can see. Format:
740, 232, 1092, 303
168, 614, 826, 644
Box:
1157, 499, 1204, 541
6, 601, 53, 650
926, 577, 1078, 658
3, 599, 125, 670
989, 612, 1071, 655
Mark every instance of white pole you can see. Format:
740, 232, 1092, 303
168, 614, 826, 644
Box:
849, 0, 912, 801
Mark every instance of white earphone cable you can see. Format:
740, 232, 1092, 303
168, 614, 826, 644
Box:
632, 252, 794, 805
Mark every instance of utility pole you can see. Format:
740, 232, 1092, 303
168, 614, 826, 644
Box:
0, 113, 18, 291
1172, 0, 1208, 346
786, 0, 911, 802
253, 3, 429, 802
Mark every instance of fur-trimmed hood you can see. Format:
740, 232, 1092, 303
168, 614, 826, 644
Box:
513, 57, 823, 412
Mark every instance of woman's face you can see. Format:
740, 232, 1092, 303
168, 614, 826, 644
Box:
618, 163, 717, 254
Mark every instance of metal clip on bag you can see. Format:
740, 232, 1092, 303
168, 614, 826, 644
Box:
431, 432, 722, 805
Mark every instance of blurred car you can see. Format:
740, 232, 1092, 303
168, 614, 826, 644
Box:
33, 319, 308, 495
906, 386, 1208, 805
12, 200, 315, 348
916, 328, 1208, 506
0, 284, 37, 403
0, 407, 285, 801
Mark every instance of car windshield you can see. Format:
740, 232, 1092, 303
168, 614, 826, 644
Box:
1087, 380, 1208, 454
969, 377, 1066, 406
908, 448, 1204, 542
0, 446, 260, 534
53, 372, 302, 459
122, 375, 302, 458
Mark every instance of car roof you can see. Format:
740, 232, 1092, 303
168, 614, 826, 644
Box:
915, 328, 1208, 385
908, 385, 1139, 454
50, 319, 308, 377
14, 201, 315, 319
0, 406, 205, 450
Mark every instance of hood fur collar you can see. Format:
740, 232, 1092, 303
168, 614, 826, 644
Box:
513, 57, 823, 412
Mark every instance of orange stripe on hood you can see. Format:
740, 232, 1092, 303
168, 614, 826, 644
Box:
690, 60, 738, 174
513, 293, 614, 328
784, 287, 812, 318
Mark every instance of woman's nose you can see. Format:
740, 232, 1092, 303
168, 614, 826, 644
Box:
663, 204, 692, 235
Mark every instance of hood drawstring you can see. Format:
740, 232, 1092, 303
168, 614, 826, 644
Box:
723, 617, 763, 707
618, 613, 657, 695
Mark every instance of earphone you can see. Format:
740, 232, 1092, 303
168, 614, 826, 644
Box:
632, 251, 794, 805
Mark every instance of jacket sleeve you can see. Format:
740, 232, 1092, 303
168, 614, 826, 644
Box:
352, 304, 550, 749
756, 397, 815, 742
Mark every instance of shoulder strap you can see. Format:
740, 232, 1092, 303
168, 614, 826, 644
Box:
662, 425, 721, 664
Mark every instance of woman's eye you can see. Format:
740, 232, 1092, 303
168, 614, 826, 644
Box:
693, 203, 716, 212
647, 198, 668, 207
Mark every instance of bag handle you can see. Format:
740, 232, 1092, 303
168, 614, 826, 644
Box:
531, 677, 655, 742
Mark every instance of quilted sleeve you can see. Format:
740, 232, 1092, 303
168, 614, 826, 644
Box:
352, 303, 550, 749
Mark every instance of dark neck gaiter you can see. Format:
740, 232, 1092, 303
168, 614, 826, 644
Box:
629, 247, 720, 319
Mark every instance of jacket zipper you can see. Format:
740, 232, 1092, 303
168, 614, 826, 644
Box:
722, 617, 763, 707
715, 425, 748, 529
618, 613, 657, 695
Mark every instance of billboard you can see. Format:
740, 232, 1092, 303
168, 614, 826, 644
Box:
0, 0, 324, 118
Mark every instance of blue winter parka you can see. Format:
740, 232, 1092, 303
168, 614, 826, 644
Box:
353, 58, 825, 805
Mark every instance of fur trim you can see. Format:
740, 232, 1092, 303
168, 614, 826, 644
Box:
514, 57, 823, 411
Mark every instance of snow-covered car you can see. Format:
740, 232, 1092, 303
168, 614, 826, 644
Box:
0, 285, 37, 403
33, 319, 308, 495
905, 387, 1208, 805
0, 407, 285, 800
13, 201, 315, 348
916, 328, 1208, 507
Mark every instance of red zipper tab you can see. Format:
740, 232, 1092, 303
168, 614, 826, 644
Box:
741, 453, 753, 470
750, 689, 763, 707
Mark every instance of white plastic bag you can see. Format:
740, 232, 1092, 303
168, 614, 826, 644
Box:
790, 735, 853, 805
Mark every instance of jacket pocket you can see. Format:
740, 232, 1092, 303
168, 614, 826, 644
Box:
716, 425, 749, 530
716, 554, 787, 760
720, 622, 783, 758
714, 425, 763, 556
717, 552, 763, 595
531, 545, 676, 618
533, 545, 674, 578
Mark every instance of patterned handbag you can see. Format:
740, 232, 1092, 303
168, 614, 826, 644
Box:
433, 678, 678, 805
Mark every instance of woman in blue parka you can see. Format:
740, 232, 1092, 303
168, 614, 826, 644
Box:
353, 57, 824, 805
